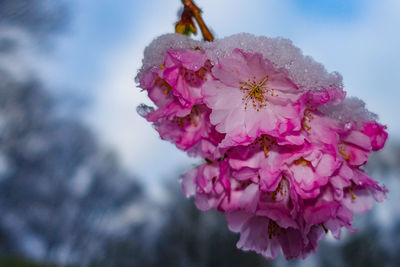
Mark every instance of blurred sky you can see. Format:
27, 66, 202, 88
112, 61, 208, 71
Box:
38, 0, 400, 198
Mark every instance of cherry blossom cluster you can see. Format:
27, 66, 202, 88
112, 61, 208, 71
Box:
137, 34, 388, 260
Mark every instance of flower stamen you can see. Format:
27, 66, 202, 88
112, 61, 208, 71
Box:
338, 143, 351, 160
271, 179, 286, 201
302, 107, 315, 131
294, 157, 310, 166
240, 75, 275, 111
255, 135, 276, 156
155, 77, 172, 94
348, 187, 356, 200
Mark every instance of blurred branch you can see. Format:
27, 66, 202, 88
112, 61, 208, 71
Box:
176, 0, 214, 42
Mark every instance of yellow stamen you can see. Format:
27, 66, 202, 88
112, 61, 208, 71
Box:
155, 78, 172, 94
240, 75, 274, 111
339, 151, 350, 160
263, 145, 269, 156
196, 67, 205, 78
257, 135, 275, 157
338, 143, 351, 160
294, 157, 310, 166
349, 188, 356, 200
302, 107, 317, 131
271, 179, 285, 201
302, 117, 311, 131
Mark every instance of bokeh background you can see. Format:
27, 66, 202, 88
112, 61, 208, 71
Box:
1, 0, 399, 266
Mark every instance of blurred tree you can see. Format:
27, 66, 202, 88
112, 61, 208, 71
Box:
0, 64, 146, 267
317, 225, 390, 267
0, 1, 146, 266
0, 0, 68, 37
135, 183, 272, 267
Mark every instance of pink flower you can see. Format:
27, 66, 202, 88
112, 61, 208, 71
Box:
202, 49, 305, 148
226, 211, 305, 260
138, 36, 388, 260
139, 49, 223, 156
303, 186, 355, 239
362, 121, 388, 151
301, 112, 341, 146
154, 104, 223, 154
140, 49, 213, 122
181, 161, 227, 211
163, 49, 211, 108
256, 178, 299, 227
140, 70, 191, 122
181, 160, 236, 211
350, 169, 388, 203
286, 144, 340, 199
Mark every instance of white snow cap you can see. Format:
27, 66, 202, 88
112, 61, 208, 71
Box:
137, 33, 377, 122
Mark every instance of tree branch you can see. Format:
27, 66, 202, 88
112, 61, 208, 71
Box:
180, 0, 214, 42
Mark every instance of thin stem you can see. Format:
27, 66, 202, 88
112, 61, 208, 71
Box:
181, 0, 214, 42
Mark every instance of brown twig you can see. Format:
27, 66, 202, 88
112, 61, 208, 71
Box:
180, 0, 214, 42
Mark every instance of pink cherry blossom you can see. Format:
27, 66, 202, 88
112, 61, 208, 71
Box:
181, 161, 228, 211
286, 145, 340, 199
154, 104, 223, 154
163, 49, 211, 108
362, 121, 388, 151
137, 35, 389, 260
226, 210, 305, 260
202, 49, 305, 148
139, 49, 211, 121
139, 49, 223, 157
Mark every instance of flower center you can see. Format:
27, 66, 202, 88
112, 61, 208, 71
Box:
155, 77, 172, 94
294, 157, 311, 166
302, 107, 315, 131
348, 187, 357, 200
271, 178, 287, 201
181, 60, 212, 86
253, 135, 276, 156
174, 105, 201, 127
338, 143, 350, 160
239, 75, 276, 111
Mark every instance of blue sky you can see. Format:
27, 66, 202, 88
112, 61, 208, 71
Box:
44, 0, 400, 198
294, 0, 365, 19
